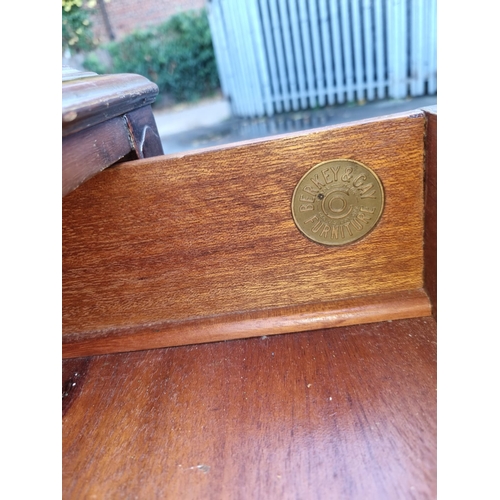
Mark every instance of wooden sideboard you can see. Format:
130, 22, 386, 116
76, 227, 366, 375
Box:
62, 71, 436, 498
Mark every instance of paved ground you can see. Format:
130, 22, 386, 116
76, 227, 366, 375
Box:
153, 94, 437, 155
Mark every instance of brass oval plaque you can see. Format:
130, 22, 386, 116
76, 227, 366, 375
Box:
291, 159, 384, 246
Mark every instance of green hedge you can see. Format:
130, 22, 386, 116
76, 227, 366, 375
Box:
63, 0, 97, 53
86, 9, 220, 103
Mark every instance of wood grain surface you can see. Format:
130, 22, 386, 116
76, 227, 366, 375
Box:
62, 105, 164, 197
62, 316, 437, 499
63, 111, 428, 356
62, 117, 132, 196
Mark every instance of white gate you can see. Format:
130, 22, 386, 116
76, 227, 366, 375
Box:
207, 0, 437, 117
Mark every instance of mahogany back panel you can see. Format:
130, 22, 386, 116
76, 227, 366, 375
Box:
63, 111, 430, 357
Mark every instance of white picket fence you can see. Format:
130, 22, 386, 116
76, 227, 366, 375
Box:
207, 0, 436, 117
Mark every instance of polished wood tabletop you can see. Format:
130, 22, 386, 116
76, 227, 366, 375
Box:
63, 316, 436, 499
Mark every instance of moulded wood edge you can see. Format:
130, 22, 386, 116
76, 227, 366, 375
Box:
62, 73, 159, 137
62, 288, 432, 358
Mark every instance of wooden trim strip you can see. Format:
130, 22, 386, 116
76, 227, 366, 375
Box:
423, 106, 437, 320
63, 288, 431, 358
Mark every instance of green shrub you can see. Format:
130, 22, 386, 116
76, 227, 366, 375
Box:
81, 52, 108, 75
62, 0, 97, 53
104, 9, 220, 103
107, 28, 157, 78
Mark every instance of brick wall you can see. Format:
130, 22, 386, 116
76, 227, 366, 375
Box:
90, 0, 207, 43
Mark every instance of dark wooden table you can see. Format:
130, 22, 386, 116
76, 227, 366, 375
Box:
62, 66, 164, 197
